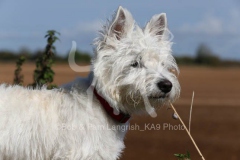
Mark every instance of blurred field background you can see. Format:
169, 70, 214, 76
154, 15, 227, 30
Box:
0, 62, 239, 160
1, 1, 240, 159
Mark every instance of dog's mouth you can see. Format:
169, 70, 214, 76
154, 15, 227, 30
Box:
148, 94, 167, 99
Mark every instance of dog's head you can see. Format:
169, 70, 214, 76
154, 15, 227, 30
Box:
93, 6, 180, 114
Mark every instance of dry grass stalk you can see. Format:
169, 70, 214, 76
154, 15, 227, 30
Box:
169, 102, 205, 160
189, 91, 194, 133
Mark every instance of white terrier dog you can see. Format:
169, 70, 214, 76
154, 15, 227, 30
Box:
0, 6, 180, 160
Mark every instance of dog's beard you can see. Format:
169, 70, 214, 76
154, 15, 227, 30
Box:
117, 86, 172, 114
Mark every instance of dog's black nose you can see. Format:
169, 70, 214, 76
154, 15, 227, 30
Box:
157, 80, 172, 93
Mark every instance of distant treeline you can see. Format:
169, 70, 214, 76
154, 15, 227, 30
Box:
0, 44, 240, 67
0, 49, 91, 63
175, 44, 240, 67
175, 56, 240, 67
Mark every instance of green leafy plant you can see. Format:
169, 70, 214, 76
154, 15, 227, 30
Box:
174, 151, 191, 160
32, 30, 60, 89
13, 56, 26, 85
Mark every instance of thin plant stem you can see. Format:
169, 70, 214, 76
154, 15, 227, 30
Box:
189, 91, 194, 133
170, 103, 205, 160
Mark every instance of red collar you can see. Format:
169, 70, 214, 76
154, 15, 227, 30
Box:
93, 88, 131, 123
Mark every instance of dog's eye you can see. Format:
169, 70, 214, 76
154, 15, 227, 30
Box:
131, 61, 139, 67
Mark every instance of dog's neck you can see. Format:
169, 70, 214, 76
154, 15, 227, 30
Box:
93, 87, 131, 123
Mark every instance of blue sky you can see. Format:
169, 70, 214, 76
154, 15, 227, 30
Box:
0, 0, 240, 60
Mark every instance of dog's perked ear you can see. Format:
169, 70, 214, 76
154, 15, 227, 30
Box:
144, 13, 167, 39
108, 6, 134, 40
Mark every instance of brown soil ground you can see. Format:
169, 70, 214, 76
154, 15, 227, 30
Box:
0, 63, 239, 160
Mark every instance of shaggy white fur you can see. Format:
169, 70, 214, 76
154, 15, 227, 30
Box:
0, 84, 126, 160
0, 6, 180, 160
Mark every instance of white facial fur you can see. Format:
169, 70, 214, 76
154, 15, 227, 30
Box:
93, 6, 180, 114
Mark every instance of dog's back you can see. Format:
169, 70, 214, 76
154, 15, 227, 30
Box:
0, 84, 124, 159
